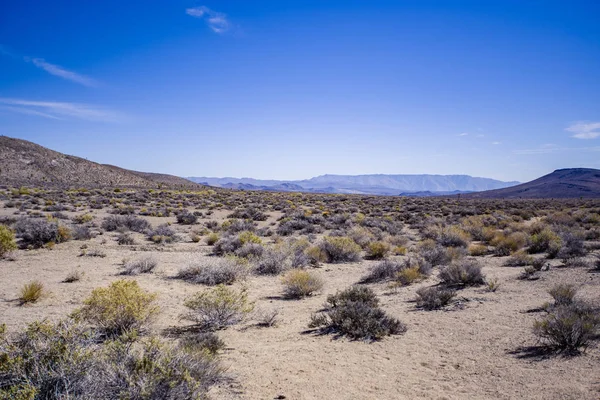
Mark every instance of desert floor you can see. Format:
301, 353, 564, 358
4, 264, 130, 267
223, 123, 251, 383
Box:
1, 207, 599, 400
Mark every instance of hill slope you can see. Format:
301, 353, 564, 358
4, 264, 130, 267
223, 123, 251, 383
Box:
189, 174, 519, 195
465, 168, 600, 198
0, 136, 200, 189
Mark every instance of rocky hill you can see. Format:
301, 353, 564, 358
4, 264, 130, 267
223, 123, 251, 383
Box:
465, 168, 600, 198
0, 136, 201, 189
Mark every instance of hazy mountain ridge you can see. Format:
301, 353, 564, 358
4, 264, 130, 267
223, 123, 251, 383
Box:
189, 174, 519, 195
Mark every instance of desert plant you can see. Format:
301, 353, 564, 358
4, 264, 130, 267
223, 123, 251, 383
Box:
533, 301, 600, 354
19, 280, 45, 304
73, 279, 159, 336
122, 255, 158, 275
117, 232, 135, 245
176, 257, 248, 285
393, 266, 424, 286
72, 225, 94, 240
176, 210, 198, 225
529, 228, 562, 256
468, 244, 488, 256
308, 286, 406, 341
14, 218, 60, 248
180, 332, 225, 355
254, 247, 291, 275
438, 259, 485, 287
205, 232, 219, 245
504, 250, 534, 267
365, 241, 391, 259
548, 283, 578, 306
415, 286, 457, 310
181, 285, 254, 331
281, 269, 324, 299
417, 239, 450, 266
319, 236, 362, 263
485, 278, 501, 292
0, 224, 17, 257
63, 269, 84, 283
102, 214, 151, 233
148, 224, 178, 244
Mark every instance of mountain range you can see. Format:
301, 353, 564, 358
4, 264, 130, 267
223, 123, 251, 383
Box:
187, 175, 520, 195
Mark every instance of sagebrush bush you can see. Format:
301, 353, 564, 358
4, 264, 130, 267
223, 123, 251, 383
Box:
438, 259, 485, 287
102, 214, 151, 233
548, 283, 578, 306
181, 285, 254, 331
468, 244, 488, 256
415, 286, 456, 310
0, 319, 223, 399
504, 250, 534, 267
117, 232, 135, 245
122, 255, 158, 275
148, 224, 178, 244
254, 247, 291, 275
529, 228, 562, 256
533, 301, 600, 354
176, 210, 198, 225
205, 232, 219, 245
281, 269, 324, 299
417, 239, 450, 266
177, 257, 248, 285
73, 280, 159, 336
365, 241, 391, 259
14, 218, 60, 248
309, 286, 406, 341
319, 236, 361, 263
180, 332, 225, 355
0, 224, 17, 257
19, 280, 45, 304
438, 226, 471, 248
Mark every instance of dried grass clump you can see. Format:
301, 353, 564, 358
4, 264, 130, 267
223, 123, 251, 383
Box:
0, 224, 17, 257
365, 241, 391, 260
19, 280, 45, 304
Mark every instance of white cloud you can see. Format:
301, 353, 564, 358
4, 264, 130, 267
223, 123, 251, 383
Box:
0, 98, 123, 122
186, 6, 231, 34
492, 141, 501, 145
513, 145, 600, 155
458, 132, 468, 136
27, 58, 98, 87
566, 121, 600, 139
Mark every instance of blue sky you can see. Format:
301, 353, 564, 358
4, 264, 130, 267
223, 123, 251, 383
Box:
1, 0, 599, 182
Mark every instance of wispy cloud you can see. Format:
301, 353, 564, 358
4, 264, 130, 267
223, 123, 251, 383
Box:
26, 57, 98, 87
0, 98, 124, 122
566, 121, 600, 139
492, 141, 501, 145
458, 132, 469, 136
513, 144, 600, 155
0, 44, 97, 87
186, 6, 231, 34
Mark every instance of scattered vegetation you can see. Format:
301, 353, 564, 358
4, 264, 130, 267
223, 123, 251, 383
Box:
281, 269, 324, 299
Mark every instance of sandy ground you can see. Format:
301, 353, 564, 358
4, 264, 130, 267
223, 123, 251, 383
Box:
1, 208, 599, 400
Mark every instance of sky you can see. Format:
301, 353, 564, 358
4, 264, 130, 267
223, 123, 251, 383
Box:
1, 0, 599, 182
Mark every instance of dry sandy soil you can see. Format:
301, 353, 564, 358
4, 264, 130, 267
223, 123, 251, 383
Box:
1, 207, 599, 400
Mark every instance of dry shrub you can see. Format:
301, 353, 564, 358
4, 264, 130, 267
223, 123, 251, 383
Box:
254, 247, 291, 275
0, 224, 17, 257
438, 259, 485, 287
281, 269, 324, 299
504, 250, 534, 267
181, 285, 254, 331
63, 270, 84, 283
309, 286, 406, 341
491, 231, 527, 256
394, 266, 424, 286
534, 301, 600, 354
177, 257, 248, 285
468, 244, 488, 256
73, 280, 159, 336
205, 232, 219, 245
123, 255, 158, 275
365, 241, 391, 260
415, 286, 456, 310
319, 236, 362, 263
529, 228, 562, 256
548, 283, 578, 306
102, 215, 151, 233
417, 239, 450, 266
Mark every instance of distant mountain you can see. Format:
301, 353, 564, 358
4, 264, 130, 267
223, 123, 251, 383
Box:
188, 174, 519, 196
464, 168, 600, 199
0, 136, 202, 189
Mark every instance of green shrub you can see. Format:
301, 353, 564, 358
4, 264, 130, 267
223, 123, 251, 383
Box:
73, 280, 159, 336
281, 269, 324, 299
319, 236, 361, 263
529, 228, 562, 256
308, 286, 406, 341
19, 281, 45, 304
181, 285, 254, 331
0, 224, 17, 257
205, 233, 219, 245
